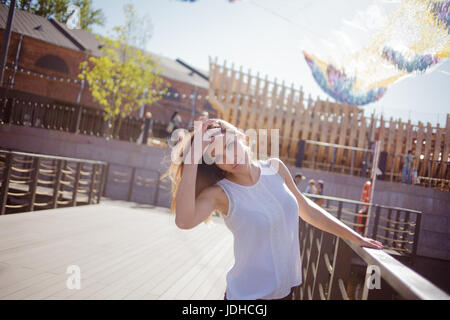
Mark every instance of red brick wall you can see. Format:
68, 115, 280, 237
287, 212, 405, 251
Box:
0, 30, 216, 125
0, 30, 92, 105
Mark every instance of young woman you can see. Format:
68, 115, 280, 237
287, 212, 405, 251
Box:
164, 117, 383, 300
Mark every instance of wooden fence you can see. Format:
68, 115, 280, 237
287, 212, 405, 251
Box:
208, 57, 450, 191
0, 149, 107, 215
0, 88, 144, 142
102, 162, 169, 206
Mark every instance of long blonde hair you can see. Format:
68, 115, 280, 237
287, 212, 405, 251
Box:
161, 119, 252, 221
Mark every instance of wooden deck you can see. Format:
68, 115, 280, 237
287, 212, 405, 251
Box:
0, 199, 234, 300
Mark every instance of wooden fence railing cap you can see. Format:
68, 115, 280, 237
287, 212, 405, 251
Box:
345, 239, 450, 300
0, 149, 107, 165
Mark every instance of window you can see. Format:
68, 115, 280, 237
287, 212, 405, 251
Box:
35, 55, 69, 74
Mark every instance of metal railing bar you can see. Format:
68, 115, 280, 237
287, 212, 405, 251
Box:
377, 225, 415, 235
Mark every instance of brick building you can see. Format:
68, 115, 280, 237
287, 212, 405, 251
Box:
0, 3, 215, 129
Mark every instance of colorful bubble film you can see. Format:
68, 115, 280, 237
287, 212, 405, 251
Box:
304, 52, 387, 106
382, 47, 441, 72
304, 0, 450, 106
430, 0, 450, 30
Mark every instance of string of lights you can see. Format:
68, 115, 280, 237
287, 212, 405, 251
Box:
2, 63, 212, 101
3, 63, 444, 128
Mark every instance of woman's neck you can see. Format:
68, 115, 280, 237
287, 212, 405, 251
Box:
225, 156, 260, 186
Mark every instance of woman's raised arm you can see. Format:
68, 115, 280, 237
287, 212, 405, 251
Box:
174, 118, 224, 229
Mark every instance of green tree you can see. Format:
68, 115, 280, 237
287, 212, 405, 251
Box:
2, 0, 105, 32
78, 4, 168, 139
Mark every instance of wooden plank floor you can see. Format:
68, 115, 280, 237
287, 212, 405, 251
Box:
0, 199, 234, 300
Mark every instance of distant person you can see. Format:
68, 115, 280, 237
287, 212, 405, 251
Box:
315, 180, 324, 206
357, 181, 371, 235
137, 111, 153, 145
305, 179, 316, 195
167, 112, 182, 136
316, 180, 324, 196
401, 150, 413, 184
294, 173, 306, 189
196, 111, 209, 121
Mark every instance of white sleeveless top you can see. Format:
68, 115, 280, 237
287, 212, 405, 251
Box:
215, 159, 302, 300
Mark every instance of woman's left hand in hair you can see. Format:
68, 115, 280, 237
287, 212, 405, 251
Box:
353, 236, 383, 250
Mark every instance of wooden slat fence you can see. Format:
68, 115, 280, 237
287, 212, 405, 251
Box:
208, 58, 450, 191
0, 88, 143, 142
0, 149, 107, 215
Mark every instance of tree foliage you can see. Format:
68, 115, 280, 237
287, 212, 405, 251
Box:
2, 0, 105, 32
78, 4, 168, 124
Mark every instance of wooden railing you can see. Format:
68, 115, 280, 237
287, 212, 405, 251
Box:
295, 218, 449, 300
102, 162, 171, 207
0, 149, 107, 215
0, 88, 144, 142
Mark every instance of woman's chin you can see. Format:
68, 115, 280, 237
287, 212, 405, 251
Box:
232, 164, 241, 170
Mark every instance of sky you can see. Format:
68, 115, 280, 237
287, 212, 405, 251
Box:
91, 0, 450, 127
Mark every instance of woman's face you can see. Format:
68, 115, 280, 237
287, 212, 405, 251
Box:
207, 130, 249, 173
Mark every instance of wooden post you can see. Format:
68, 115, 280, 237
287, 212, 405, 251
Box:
403, 210, 411, 252
88, 164, 97, 204
311, 231, 335, 300
72, 162, 81, 206
0, 0, 16, 86
127, 167, 136, 202
0, 152, 13, 215
304, 228, 320, 300
154, 171, 161, 207
412, 212, 422, 259
52, 159, 62, 208
350, 149, 355, 175
364, 140, 381, 236
371, 205, 381, 240
29, 157, 40, 212
327, 238, 353, 300
385, 208, 392, 243
337, 201, 343, 220
353, 203, 360, 227
98, 163, 108, 203
388, 209, 401, 251
233, 66, 245, 127
72, 105, 83, 133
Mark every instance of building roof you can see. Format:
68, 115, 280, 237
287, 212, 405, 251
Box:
0, 3, 81, 51
0, 3, 209, 89
68, 28, 210, 88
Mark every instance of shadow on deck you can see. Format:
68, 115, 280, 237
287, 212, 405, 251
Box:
0, 198, 234, 300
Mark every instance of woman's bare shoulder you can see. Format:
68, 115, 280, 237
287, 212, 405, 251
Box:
267, 157, 291, 182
